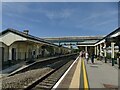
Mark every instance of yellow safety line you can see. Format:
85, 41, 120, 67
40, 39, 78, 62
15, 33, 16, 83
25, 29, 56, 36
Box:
82, 59, 89, 89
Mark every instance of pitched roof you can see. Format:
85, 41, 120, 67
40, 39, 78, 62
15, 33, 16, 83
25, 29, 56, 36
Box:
0, 28, 58, 47
95, 27, 120, 44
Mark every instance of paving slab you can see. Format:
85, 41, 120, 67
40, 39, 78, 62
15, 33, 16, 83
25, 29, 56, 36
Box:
85, 59, 118, 89
56, 57, 81, 89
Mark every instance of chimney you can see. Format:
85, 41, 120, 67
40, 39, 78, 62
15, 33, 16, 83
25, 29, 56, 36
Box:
23, 30, 29, 35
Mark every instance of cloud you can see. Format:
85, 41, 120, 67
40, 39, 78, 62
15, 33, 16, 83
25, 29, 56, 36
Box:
75, 9, 118, 29
2, 3, 29, 14
35, 8, 75, 20
95, 18, 117, 27
3, 3, 43, 23
80, 10, 117, 24
4, 12, 42, 24
3, 2, 75, 22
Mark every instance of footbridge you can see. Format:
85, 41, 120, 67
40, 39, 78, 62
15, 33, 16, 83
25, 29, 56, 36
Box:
43, 27, 120, 69
43, 36, 103, 46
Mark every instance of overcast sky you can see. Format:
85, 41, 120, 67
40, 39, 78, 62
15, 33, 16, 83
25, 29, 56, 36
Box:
2, 2, 118, 37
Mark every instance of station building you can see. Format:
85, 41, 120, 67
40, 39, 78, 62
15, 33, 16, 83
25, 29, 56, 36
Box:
0, 28, 71, 67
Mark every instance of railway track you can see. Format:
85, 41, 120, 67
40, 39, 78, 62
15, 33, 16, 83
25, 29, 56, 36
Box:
26, 57, 74, 90
8, 54, 77, 76
2, 54, 77, 90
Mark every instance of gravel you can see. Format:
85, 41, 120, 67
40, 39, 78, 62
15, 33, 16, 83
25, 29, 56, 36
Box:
2, 67, 53, 88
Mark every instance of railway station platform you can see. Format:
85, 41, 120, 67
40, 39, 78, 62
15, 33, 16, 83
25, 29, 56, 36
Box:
53, 56, 119, 89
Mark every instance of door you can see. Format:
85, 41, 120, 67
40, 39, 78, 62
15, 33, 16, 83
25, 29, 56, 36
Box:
28, 49, 32, 59
0, 47, 4, 69
12, 48, 16, 60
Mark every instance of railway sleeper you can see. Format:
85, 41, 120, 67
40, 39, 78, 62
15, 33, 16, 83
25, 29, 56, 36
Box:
42, 80, 56, 84
39, 83, 53, 86
32, 85, 51, 89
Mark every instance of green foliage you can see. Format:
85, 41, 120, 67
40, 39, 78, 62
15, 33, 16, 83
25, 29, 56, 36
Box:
72, 49, 80, 53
